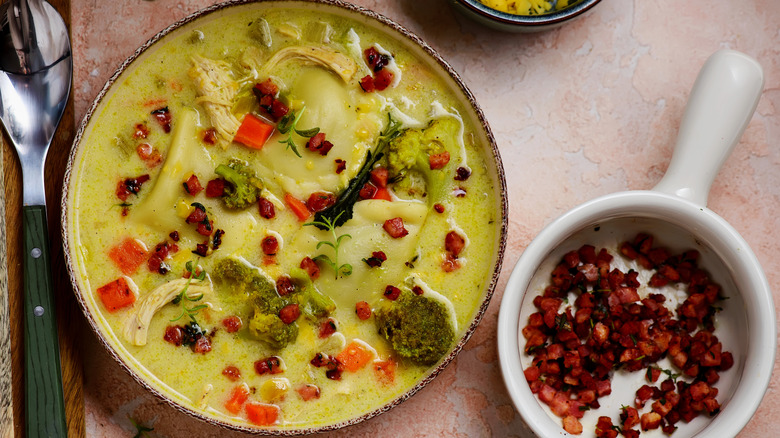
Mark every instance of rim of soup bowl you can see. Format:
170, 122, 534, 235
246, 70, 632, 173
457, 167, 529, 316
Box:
497, 189, 775, 437
61, 0, 508, 434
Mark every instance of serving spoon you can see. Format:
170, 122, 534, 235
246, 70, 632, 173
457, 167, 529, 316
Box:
0, 0, 71, 436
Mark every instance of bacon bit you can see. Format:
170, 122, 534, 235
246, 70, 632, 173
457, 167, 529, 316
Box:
310, 352, 343, 380
116, 174, 150, 201
253, 79, 289, 121
193, 336, 212, 354
275, 275, 294, 296
306, 132, 334, 156
136, 142, 153, 159
355, 301, 372, 320
255, 78, 279, 96
212, 229, 225, 250
383, 285, 401, 301
148, 242, 175, 275
151, 106, 172, 133
169, 231, 180, 242
445, 231, 466, 257
196, 220, 213, 237
279, 303, 300, 324
222, 316, 242, 333
183, 174, 203, 196
363, 251, 387, 268
595, 416, 617, 438
621, 405, 640, 430
193, 240, 210, 257
205, 179, 225, 197
319, 318, 338, 338
359, 182, 378, 200
133, 123, 150, 139
434, 203, 445, 213
222, 365, 241, 381
335, 159, 347, 174
300, 257, 320, 280
370, 167, 389, 188
296, 384, 321, 401
163, 326, 184, 346
383, 217, 408, 238
412, 286, 424, 296
258, 197, 276, 219
254, 356, 284, 375
429, 151, 451, 170
442, 253, 461, 272
562, 415, 583, 435
365, 47, 390, 72
373, 69, 394, 91
454, 166, 472, 181
186, 204, 207, 224
202, 128, 217, 145
640, 412, 662, 431
307, 191, 336, 212
359, 75, 376, 93
261, 236, 279, 256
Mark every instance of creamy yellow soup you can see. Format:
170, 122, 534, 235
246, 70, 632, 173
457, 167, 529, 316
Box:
68, 4, 500, 430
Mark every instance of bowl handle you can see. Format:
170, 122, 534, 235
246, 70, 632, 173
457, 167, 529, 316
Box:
652, 50, 764, 207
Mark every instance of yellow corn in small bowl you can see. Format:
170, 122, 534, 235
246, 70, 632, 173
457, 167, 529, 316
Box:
451, 0, 602, 32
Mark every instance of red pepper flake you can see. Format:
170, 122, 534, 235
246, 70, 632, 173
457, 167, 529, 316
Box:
363, 251, 387, 268
163, 326, 184, 346
151, 106, 172, 133
306, 191, 336, 213
275, 275, 295, 296
434, 203, 445, 214
183, 174, 203, 196
300, 257, 320, 280
212, 229, 225, 250
335, 159, 347, 174
261, 235, 279, 256
222, 365, 241, 381
255, 356, 284, 375
133, 123, 150, 139
222, 316, 242, 333
205, 179, 225, 197
116, 174, 151, 201
257, 197, 276, 219
202, 128, 217, 145
383, 217, 408, 238
279, 303, 300, 324
355, 301, 372, 320
454, 166, 472, 181
383, 285, 401, 301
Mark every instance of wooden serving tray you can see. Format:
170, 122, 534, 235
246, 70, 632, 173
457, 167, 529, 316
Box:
2, 0, 85, 435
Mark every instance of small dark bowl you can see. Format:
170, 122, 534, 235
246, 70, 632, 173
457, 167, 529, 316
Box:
451, 0, 602, 32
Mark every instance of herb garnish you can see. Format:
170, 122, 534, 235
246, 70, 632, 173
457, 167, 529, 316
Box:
304, 212, 352, 279
277, 106, 320, 158
170, 260, 208, 323
313, 113, 403, 229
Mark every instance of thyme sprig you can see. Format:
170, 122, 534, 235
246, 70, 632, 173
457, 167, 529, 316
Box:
304, 212, 353, 279
170, 260, 208, 323
277, 106, 319, 158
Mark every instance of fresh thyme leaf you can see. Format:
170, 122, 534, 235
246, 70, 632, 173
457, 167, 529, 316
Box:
277, 107, 318, 158
170, 260, 207, 321
304, 213, 352, 279
295, 126, 320, 137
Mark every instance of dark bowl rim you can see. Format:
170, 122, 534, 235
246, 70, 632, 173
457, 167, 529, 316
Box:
454, 0, 602, 27
61, 0, 509, 435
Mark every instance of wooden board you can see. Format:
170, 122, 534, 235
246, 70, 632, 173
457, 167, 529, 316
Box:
2, 0, 85, 436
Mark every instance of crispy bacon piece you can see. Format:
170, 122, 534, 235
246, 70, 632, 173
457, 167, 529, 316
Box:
383, 285, 401, 301
258, 197, 276, 219
445, 231, 466, 257
279, 303, 300, 324
222, 316, 242, 333
359, 182, 378, 200
276, 275, 294, 296
562, 415, 583, 435
335, 159, 347, 174
363, 251, 387, 268
434, 203, 445, 213
133, 123, 150, 139
383, 217, 408, 238
300, 256, 320, 280
261, 236, 279, 256
205, 179, 225, 197
222, 365, 241, 381
373, 69, 394, 91
442, 254, 461, 272
255, 356, 284, 375
151, 106, 172, 133
116, 174, 150, 201
296, 384, 321, 401
355, 301, 372, 320
183, 174, 203, 196
454, 166, 472, 181
306, 132, 334, 156
318, 318, 337, 338
370, 167, 389, 188
202, 128, 217, 145
163, 326, 184, 346
307, 191, 336, 212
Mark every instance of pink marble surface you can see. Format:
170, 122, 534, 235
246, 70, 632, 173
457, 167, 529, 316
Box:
71, 0, 780, 436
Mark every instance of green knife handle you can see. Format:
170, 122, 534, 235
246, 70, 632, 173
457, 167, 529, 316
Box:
23, 205, 67, 437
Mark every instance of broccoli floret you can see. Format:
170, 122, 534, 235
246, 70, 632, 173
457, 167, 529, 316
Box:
248, 312, 298, 350
214, 159, 264, 210
374, 288, 456, 365
289, 267, 336, 319
386, 118, 458, 206
213, 257, 296, 348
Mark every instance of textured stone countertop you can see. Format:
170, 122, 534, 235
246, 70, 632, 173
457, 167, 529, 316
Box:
71, 0, 779, 436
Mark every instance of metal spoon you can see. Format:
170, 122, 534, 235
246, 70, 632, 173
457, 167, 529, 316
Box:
0, 0, 71, 436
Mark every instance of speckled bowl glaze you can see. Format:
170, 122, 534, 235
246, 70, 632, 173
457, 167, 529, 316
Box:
451, 0, 602, 32
61, 0, 507, 434
498, 50, 775, 437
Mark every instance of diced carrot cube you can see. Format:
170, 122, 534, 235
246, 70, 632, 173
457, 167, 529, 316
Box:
284, 193, 311, 221
108, 237, 148, 275
234, 114, 274, 150
245, 401, 280, 426
96, 277, 136, 312
224, 383, 250, 415
336, 341, 374, 372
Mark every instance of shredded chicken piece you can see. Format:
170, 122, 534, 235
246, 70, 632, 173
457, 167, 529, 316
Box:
260, 46, 357, 83
189, 55, 241, 148
123, 276, 216, 346
198, 384, 213, 410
